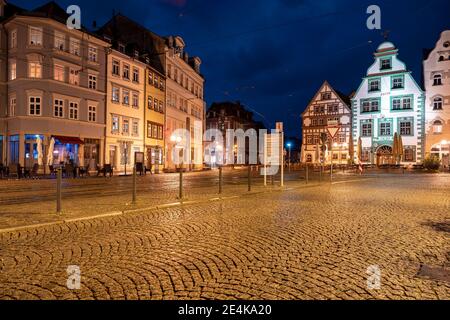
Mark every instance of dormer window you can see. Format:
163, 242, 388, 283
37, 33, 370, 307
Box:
444, 41, 450, 48
438, 56, 445, 62
118, 43, 125, 53
380, 58, 391, 70
134, 50, 139, 58
433, 74, 442, 86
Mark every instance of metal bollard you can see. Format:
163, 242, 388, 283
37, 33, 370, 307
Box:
218, 166, 223, 194
132, 166, 137, 204
179, 170, 183, 200
319, 165, 322, 183
56, 168, 62, 214
247, 166, 251, 192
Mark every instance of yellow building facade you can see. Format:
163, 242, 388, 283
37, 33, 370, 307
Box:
144, 67, 166, 173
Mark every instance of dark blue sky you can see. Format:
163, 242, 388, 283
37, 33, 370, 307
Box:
12, 0, 450, 137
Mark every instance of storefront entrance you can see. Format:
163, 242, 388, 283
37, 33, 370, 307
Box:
376, 145, 394, 166
146, 146, 163, 173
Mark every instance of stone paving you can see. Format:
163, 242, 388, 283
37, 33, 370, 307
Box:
0, 174, 449, 300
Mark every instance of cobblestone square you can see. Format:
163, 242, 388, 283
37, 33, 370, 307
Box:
0, 174, 449, 300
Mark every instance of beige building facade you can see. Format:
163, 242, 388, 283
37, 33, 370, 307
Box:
0, 2, 108, 170
165, 36, 205, 171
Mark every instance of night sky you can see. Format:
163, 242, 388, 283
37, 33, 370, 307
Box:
11, 0, 450, 138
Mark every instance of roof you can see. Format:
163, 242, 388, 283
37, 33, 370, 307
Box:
97, 13, 166, 75
0, 0, 25, 22
207, 101, 253, 118
1, 1, 106, 43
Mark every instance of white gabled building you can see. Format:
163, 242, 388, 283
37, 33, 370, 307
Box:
352, 41, 425, 165
423, 30, 450, 166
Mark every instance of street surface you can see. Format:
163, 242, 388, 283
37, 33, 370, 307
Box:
0, 174, 449, 299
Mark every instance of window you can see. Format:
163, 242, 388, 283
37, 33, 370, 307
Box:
379, 122, 391, 136
306, 154, 312, 163
321, 92, 331, 100
69, 68, 79, 85
132, 120, 139, 136
148, 72, 153, 85
361, 122, 372, 137
112, 115, 119, 133
123, 90, 130, 105
54, 31, 65, 50
122, 119, 130, 135
112, 87, 120, 102
10, 96, 16, 117
132, 93, 139, 108
168, 64, 172, 78
306, 135, 313, 144
11, 30, 17, 48
160, 78, 164, 90
70, 38, 80, 56
123, 64, 130, 79
370, 100, 379, 112
10, 61, 16, 80
433, 97, 443, 110
399, 121, 412, 135
29, 62, 42, 78
403, 146, 416, 162
402, 97, 411, 109
392, 98, 401, 110
147, 96, 153, 109
88, 105, 96, 122
112, 60, 120, 76
29, 27, 43, 46
54, 99, 64, 118
380, 58, 391, 70
362, 101, 370, 113
88, 46, 97, 62
154, 98, 159, 111
29, 96, 41, 116
433, 74, 442, 86
118, 43, 125, 53
159, 101, 164, 113
54, 64, 65, 81
69, 102, 79, 120
433, 120, 443, 134
134, 50, 139, 58
88, 75, 97, 90
132, 68, 139, 82
392, 76, 404, 89
146, 122, 163, 139
369, 79, 380, 92
154, 74, 159, 87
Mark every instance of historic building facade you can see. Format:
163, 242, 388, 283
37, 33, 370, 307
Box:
352, 42, 425, 165
165, 36, 205, 171
98, 13, 167, 174
103, 48, 145, 174
0, 2, 108, 170
423, 30, 450, 166
301, 81, 352, 165
205, 101, 265, 165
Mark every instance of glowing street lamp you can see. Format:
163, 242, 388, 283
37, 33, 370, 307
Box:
286, 142, 292, 172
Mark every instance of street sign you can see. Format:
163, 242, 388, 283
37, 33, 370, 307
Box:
327, 126, 340, 138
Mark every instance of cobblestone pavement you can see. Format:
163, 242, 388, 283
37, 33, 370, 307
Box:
0, 175, 449, 300
0, 168, 329, 230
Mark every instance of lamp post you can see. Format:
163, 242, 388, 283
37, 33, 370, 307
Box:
170, 134, 182, 171
286, 142, 292, 172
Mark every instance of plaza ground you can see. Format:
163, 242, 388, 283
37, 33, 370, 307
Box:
0, 172, 449, 299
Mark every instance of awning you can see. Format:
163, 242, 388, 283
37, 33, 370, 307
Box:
52, 135, 85, 145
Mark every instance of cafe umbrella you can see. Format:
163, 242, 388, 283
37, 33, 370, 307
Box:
393, 132, 399, 164
36, 136, 43, 166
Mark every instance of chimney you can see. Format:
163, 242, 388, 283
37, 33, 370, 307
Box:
0, 0, 6, 17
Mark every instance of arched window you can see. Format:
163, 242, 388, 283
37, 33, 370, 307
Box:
433, 120, 443, 134
433, 74, 442, 86
433, 97, 443, 110
444, 41, 450, 48
439, 56, 445, 62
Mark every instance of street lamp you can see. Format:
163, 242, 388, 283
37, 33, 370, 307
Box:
286, 142, 292, 172
170, 134, 183, 170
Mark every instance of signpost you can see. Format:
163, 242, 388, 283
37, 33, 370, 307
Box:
263, 122, 284, 187
327, 121, 340, 182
